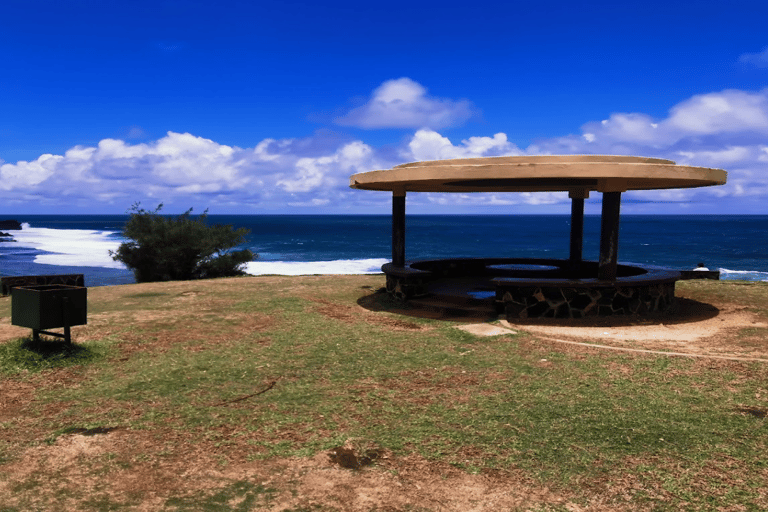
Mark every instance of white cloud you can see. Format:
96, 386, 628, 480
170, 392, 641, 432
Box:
3, 86, 768, 214
287, 198, 331, 207
0, 131, 392, 211
276, 141, 379, 193
527, 88, 768, 210
596, 113, 660, 142
738, 46, 768, 68
666, 90, 768, 134
0, 154, 62, 190
406, 129, 521, 161
676, 146, 752, 166
572, 89, 768, 153
335, 78, 475, 130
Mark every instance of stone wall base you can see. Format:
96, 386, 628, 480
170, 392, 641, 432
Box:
382, 259, 680, 319
385, 274, 430, 301
497, 282, 676, 319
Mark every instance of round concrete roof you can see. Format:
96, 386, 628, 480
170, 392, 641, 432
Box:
349, 155, 727, 193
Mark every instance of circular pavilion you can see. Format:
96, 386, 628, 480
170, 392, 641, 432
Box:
350, 155, 727, 319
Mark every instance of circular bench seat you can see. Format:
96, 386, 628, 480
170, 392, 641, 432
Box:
383, 258, 679, 319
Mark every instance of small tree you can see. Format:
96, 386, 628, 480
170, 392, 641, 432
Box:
111, 203, 254, 283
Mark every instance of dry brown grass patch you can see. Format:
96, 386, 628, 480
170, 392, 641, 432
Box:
310, 297, 429, 331
0, 379, 35, 422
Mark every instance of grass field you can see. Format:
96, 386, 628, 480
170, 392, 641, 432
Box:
1, 276, 767, 511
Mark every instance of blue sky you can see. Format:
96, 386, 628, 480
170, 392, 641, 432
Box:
1, 0, 767, 215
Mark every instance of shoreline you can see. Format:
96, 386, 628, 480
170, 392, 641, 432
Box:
5, 215, 768, 286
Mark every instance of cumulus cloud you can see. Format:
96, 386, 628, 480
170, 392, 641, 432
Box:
575, 89, 768, 151
0, 154, 62, 190
335, 78, 475, 130
667, 90, 768, 134
406, 130, 522, 161
529, 88, 768, 211
398, 130, 565, 209
738, 46, 768, 68
0, 131, 390, 212
276, 141, 378, 193
2, 86, 768, 214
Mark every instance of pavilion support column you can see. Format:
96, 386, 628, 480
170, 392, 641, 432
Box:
392, 188, 406, 268
568, 189, 589, 268
598, 191, 622, 281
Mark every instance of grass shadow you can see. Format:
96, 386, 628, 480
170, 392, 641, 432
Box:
505, 296, 722, 328
0, 336, 105, 375
357, 289, 500, 323
358, 289, 721, 327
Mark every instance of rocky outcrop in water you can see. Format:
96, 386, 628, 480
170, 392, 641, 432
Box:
0, 220, 22, 230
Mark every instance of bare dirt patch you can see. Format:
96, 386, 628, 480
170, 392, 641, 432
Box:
0, 428, 206, 510
0, 427, 599, 511
261, 449, 577, 512
0, 380, 35, 421
0, 319, 28, 342
504, 298, 768, 360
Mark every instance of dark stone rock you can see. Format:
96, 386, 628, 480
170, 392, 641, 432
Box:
598, 294, 614, 306
542, 287, 564, 302
587, 288, 602, 301
555, 303, 571, 318
598, 305, 614, 316
569, 293, 594, 311
613, 294, 631, 312
0, 220, 22, 230
546, 298, 566, 309
582, 301, 597, 315
526, 301, 550, 318
505, 301, 526, 318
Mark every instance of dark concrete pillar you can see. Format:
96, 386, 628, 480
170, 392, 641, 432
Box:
598, 191, 622, 280
568, 190, 588, 266
392, 190, 406, 267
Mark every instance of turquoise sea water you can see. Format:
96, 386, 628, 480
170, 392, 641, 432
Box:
1, 215, 767, 286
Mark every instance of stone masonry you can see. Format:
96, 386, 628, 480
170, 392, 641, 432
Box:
496, 282, 676, 319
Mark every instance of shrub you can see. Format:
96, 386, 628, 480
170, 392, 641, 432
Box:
110, 203, 254, 283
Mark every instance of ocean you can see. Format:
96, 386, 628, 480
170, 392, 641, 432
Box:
1, 215, 767, 286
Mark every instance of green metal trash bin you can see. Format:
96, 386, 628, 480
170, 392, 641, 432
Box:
11, 284, 87, 343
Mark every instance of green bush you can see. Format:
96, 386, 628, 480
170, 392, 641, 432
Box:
110, 203, 254, 283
